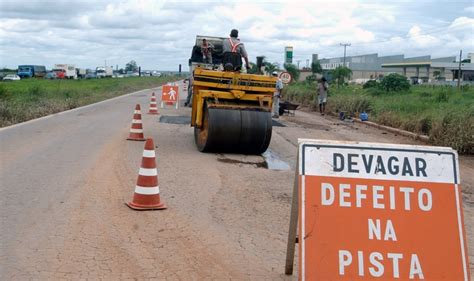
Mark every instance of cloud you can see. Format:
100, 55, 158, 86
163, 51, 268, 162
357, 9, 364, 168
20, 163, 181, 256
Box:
0, 0, 472, 70
464, 6, 474, 13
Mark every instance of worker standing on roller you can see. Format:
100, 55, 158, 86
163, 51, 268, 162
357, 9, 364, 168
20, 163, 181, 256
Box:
201, 39, 214, 64
272, 71, 283, 118
222, 29, 250, 71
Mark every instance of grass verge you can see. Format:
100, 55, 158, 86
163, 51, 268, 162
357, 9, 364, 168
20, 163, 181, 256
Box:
283, 82, 474, 154
0, 76, 181, 127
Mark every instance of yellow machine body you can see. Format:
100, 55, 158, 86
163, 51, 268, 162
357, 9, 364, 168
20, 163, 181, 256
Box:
191, 67, 277, 154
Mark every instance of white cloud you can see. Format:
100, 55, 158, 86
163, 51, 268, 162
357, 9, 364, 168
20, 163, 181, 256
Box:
464, 6, 474, 13
0, 0, 472, 70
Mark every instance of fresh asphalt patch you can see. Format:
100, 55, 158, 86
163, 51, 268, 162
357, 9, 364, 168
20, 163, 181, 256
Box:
159, 115, 190, 125
159, 115, 286, 127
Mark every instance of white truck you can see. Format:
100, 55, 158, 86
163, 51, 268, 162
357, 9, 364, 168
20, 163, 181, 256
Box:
96, 66, 113, 78
54, 64, 77, 79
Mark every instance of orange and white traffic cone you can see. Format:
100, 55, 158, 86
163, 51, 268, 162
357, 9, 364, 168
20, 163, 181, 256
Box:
127, 104, 146, 141
127, 138, 167, 210
148, 92, 159, 115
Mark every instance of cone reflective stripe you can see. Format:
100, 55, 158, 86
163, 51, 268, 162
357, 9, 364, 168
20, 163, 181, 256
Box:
127, 104, 146, 141
148, 92, 159, 115
127, 138, 167, 210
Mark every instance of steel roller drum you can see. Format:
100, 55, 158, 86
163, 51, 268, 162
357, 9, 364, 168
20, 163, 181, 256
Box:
194, 105, 272, 154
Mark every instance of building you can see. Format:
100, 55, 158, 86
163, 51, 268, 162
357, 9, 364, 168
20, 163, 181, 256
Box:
316, 53, 458, 81
381, 55, 474, 83
307, 53, 473, 83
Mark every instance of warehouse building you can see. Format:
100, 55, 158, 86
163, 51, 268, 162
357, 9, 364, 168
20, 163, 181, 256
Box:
306, 53, 474, 82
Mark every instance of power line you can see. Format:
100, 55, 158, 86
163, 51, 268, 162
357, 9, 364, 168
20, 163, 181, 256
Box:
340, 43, 351, 66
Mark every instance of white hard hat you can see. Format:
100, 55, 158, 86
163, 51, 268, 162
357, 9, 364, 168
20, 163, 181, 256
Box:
272, 71, 278, 76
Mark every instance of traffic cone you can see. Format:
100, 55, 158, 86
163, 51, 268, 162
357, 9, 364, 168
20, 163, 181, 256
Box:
127, 104, 146, 141
127, 138, 167, 210
148, 92, 159, 115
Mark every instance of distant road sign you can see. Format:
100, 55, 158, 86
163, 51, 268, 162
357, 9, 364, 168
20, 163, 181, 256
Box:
279, 72, 292, 84
161, 85, 179, 109
296, 139, 469, 281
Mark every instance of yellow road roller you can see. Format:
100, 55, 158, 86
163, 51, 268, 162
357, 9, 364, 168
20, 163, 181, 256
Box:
189, 36, 277, 154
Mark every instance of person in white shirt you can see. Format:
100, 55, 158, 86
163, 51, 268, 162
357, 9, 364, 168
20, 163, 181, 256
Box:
272, 71, 283, 118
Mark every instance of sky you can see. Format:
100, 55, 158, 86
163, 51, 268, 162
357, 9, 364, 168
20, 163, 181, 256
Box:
0, 0, 473, 71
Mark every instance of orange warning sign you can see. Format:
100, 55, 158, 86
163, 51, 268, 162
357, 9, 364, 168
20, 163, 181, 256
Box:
298, 140, 470, 281
162, 85, 179, 103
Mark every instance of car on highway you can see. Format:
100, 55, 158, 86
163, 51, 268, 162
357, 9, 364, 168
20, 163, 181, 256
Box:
45, 72, 57, 79
2, 74, 21, 81
85, 73, 97, 79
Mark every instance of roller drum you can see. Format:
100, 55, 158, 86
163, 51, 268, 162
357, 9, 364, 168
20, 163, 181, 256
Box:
194, 105, 272, 154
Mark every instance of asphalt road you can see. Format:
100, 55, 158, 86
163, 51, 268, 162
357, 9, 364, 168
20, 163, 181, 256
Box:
1, 81, 472, 280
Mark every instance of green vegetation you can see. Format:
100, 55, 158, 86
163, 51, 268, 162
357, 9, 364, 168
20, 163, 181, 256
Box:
283, 81, 474, 154
283, 63, 300, 82
311, 61, 323, 75
378, 73, 411, 92
331, 66, 352, 87
0, 76, 180, 127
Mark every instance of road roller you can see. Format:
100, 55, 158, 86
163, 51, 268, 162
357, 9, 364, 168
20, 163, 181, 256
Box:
189, 36, 277, 154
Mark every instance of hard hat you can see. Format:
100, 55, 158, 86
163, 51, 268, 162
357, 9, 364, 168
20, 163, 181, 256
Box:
272, 71, 278, 76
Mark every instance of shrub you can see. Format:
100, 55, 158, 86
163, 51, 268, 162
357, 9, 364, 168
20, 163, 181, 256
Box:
379, 73, 410, 92
366, 87, 385, 96
328, 94, 372, 115
362, 80, 378, 89
435, 89, 450, 103
305, 74, 318, 83
283, 63, 300, 82
430, 110, 474, 154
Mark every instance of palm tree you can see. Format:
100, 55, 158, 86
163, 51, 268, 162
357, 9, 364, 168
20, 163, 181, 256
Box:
264, 62, 279, 75
331, 66, 352, 86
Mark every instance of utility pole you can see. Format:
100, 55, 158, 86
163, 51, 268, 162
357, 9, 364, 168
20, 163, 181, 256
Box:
340, 43, 351, 67
457, 49, 462, 90
297, 60, 301, 69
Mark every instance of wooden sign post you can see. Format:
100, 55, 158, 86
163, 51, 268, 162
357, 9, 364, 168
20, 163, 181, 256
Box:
286, 139, 470, 280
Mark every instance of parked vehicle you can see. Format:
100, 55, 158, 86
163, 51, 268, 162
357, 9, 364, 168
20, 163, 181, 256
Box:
85, 73, 97, 79
17, 65, 46, 78
76, 68, 86, 79
52, 69, 66, 79
96, 66, 113, 78
151, 71, 162, 77
126, 71, 139, 77
45, 72, 57, 79
2, 74, 21, 81
54, 64, 77, 79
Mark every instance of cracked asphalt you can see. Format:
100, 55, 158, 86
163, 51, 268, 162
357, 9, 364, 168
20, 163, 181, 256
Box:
1, 81, 472, 280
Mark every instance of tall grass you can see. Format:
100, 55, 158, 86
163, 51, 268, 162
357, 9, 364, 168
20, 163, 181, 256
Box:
0, 76, 179, 127
282, 82, 474, 154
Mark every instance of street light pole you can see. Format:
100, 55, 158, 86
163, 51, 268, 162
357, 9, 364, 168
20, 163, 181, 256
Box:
340, 43, 351, 67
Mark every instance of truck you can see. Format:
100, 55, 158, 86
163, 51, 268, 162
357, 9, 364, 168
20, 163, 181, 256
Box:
189, 35, 276, 154
96, 66, 113, 78
76, 68, 86, 79
54, 64, 77, 79
17, 65, 46, 78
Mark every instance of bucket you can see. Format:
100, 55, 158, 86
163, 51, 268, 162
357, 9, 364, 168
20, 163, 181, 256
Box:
339, 111, 345, 120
